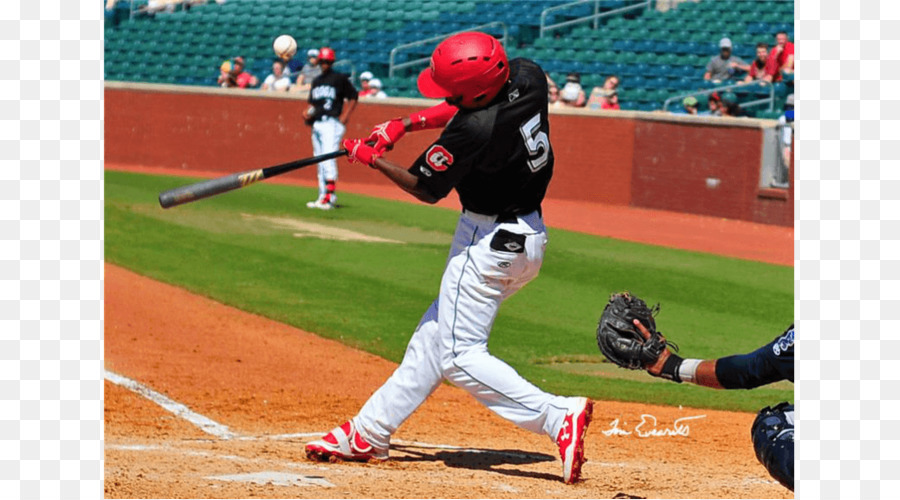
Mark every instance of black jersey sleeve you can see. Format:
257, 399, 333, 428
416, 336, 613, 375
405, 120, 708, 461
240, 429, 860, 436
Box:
716, 325, 795, 389
407, 111, 493, 200
342, 74, 359, 101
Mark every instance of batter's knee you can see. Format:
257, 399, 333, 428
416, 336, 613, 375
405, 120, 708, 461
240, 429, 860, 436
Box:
440, 345, 485, 379
751, 402, 794, 491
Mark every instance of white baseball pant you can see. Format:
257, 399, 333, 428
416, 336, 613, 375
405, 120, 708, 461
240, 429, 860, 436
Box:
311, 116, 345, 197
353, 210, 576, 451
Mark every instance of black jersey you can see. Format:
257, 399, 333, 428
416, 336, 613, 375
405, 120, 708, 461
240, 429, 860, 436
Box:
716, 324, 794, 389
409, 58, 554, 216
308, 70, 358, 120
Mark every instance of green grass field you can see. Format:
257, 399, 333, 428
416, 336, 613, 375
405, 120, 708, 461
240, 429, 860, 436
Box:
106, 170, 793, 412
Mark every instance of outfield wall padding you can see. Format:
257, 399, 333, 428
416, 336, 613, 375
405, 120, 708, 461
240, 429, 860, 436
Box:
105, 83, 792, 226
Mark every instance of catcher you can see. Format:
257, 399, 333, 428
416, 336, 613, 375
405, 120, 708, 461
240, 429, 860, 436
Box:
597, 292, 794, 491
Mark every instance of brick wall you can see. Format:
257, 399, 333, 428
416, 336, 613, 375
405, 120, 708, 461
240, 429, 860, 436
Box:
105, 84, 791, 226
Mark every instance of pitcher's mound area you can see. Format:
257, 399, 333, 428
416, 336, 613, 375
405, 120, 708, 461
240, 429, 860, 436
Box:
104, 264, 791, 499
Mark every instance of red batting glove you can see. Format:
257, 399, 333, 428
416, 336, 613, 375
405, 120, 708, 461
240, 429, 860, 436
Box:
343, 139, 381, 168
365, 119, 406, 153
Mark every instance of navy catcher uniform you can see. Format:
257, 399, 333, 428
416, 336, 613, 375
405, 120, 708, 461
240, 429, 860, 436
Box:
636, 321, 795, 490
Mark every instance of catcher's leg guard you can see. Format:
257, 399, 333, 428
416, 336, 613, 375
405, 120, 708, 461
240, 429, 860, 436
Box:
751, 402, 794, 491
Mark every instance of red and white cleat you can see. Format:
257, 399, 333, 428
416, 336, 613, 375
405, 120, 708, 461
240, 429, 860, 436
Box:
557, 397, 593, 484
305, 421, 388, 462
305, 196, 335, 210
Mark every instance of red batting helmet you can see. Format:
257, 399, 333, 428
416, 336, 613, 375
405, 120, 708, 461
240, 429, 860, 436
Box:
417, 31, 509, 108
319, 47, 336, 62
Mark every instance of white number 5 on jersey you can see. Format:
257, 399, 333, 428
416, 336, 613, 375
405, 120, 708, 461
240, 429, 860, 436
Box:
519, 113, 549, 172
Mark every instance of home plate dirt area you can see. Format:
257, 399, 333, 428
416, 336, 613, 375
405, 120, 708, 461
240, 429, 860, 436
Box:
104, 263, 791, 499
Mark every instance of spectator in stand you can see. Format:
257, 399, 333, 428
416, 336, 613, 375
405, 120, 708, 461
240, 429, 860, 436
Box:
719, 91, 746, 117
681, 95, 699, 115
217, 57, 258, 88
559, 72, 586, 107
549, 85, 562, 107
546, 73, 562, 107
586, 75, 620, 110
261, 59, 291, 92
766, 31, 795, 82
365, 78, 388, 99
704, 37, 749, 83
144, 0, 181, 14
295, 49, 322, 93
744, 43, 771, 83
357, 71, 377, 98
601, 91, 620, 110
708, 91, 723, 116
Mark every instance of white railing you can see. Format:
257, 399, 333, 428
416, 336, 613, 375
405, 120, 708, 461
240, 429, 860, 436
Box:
388, 22, 508, 78
661, 81, 777, 112
539, 0, 651, 38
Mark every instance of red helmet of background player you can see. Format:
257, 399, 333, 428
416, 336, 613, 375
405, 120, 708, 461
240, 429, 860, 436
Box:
417, 31, 509, 109
319, 47, 336, 62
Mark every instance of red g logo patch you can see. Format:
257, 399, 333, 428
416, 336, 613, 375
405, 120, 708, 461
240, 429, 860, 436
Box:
425, 145, 454, 172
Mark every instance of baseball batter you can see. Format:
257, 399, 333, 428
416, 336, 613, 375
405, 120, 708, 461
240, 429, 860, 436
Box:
305, 32, 593, 484
303, 47, 358, 210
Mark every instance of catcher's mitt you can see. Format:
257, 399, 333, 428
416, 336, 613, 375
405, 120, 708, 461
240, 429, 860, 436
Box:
596, 291, 672, 370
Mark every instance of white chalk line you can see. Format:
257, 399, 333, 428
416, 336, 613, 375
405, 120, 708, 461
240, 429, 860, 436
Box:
108, 442, 339, 488
107, 369, 552, 461
107, 443, 325, 472
105, 369, 237, 440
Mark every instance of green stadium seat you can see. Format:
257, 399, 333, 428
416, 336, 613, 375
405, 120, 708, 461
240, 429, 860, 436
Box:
655, 52, 678, 65
535, 37, 553, 49
634, 53, 657, 64
595, 50, 617, 63
571, 26, 593, 38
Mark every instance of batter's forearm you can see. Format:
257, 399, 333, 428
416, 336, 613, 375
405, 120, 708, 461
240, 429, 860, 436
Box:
406, 101, 458, 131
372, 157, 438, 204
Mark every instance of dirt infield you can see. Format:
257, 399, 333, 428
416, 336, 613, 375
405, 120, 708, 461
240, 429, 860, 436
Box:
104, 264, 791, 499
107, 163, 793, 266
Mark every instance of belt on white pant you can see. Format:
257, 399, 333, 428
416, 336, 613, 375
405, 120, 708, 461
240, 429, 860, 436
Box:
462, 209, 539, 225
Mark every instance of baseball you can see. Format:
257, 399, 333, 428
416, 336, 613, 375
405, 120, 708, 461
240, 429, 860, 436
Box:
273, 34, 297, 60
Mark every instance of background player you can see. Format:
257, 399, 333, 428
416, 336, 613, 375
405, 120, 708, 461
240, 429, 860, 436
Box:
634, 320, 795, 491
302, 47, 357, 210
304, 31, 594, 484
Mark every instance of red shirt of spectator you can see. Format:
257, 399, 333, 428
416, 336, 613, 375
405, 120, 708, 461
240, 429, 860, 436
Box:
235, 72, 255, 88
600, 97, 620, 110
765, 33, 794, 81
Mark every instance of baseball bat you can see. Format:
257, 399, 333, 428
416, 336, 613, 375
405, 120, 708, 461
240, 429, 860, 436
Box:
158, 149, 348, 209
